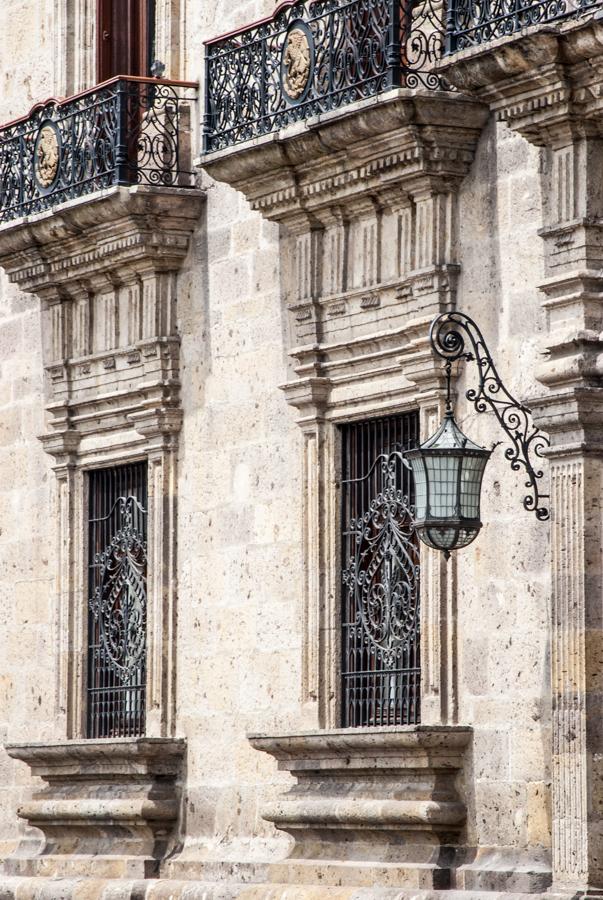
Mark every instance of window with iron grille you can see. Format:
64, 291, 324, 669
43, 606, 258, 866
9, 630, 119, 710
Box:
87, 463, 148, 739
340, 413, 420, 728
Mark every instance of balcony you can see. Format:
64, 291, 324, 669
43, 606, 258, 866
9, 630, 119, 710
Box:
0, 75, 196, 225
203, 0, 449, 153
444, 0, 600, 53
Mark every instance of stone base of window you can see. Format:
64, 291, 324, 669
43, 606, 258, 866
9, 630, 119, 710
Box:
2, 738, 185, 879
0, 877, 574, 898
248, 725, 472, 891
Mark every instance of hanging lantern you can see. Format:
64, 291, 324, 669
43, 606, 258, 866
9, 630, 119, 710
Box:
406, 411, 492, 559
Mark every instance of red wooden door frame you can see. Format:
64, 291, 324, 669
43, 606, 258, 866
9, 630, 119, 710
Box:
97, 0, 151, 82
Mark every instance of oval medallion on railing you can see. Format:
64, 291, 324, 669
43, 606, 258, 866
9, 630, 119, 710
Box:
281, 20, 315, 104
33, 120, 61, 193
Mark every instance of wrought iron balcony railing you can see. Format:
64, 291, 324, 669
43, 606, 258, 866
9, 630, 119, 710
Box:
445, 0, 600, 53
204, 0, 447, 153
0, 76, 196, 224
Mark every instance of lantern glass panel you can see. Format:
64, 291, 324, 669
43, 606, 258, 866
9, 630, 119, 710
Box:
406, 411, 492, 557
424, 454, 460, 518
460, 454, 488, 519
411, 455, 427, 520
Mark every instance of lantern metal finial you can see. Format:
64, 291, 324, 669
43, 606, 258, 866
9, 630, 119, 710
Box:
406, 311, 550, 560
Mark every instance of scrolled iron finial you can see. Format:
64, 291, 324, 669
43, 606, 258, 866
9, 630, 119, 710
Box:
429, 311, 550, 522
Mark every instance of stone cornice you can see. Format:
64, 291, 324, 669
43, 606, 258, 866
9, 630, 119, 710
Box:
6, 737, 186, 776
0, 185, 204, 294
436, 17, 603, 145
201, 90, 488, 224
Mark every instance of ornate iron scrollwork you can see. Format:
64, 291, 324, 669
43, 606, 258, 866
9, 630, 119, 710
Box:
343, 452, 420, 670
89, 496, 147, 682
0, 77, 195, 224
204, 0, 449, 153
445, 0, 598, 54
430, 311, 550, 521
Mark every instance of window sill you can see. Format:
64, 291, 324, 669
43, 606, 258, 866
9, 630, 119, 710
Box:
248, 725, 472, 891
4, 738, 185, 879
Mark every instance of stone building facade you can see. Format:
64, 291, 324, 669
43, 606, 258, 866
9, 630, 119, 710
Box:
0, 0, 600, 897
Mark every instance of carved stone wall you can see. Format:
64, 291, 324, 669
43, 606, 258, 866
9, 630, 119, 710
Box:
0, 0, 561, 896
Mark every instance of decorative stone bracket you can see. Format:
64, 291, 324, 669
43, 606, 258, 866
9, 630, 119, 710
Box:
3, 739, 186, 880
249, 726, 471, 890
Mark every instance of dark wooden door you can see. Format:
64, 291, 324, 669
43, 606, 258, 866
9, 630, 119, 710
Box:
97, 0, 152, 82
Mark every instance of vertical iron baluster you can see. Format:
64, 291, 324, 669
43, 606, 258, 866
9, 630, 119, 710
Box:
115, 80, 129, 186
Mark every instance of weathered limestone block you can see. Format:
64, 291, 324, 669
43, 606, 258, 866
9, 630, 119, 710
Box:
249, 726, 471, 890
2, 738, 185, 879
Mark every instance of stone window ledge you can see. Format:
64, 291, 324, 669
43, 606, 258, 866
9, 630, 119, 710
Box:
248, 726, 471, 889
6, 737, 186, 776
3, 738, 186, 879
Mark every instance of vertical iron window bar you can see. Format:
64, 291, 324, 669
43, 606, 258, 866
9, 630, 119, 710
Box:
87, 462, 148, 739
341, 413, 420, 728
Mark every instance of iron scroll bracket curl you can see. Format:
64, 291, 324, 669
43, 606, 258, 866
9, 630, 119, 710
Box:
429, 311, 550, 522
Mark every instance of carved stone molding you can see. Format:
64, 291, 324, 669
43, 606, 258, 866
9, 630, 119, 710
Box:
201, 91, 486, 731
2, 739, 185, 879
0, 184, 203, 743
249, 726, 471, 890
436, 20, 603, 145
202, 92, 487, 219
0, 185, 203, 452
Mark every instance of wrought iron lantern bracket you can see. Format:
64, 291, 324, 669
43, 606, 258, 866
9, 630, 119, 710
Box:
429, 311, 550, 522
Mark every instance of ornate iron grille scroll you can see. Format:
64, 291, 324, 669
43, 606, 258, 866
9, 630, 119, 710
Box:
445, 0, 600, 53
0, 76, 196, 224
87, 463, 148, 739
204, 0, 448, 153
341, 413, 420, 728
431, 311, 550, 520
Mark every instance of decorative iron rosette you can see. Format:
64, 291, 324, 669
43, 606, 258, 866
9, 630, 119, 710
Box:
33, 120, 61, 192
281, 20, 315, 103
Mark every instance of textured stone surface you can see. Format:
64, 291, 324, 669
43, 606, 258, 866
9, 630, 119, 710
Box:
249, 727, 471, 889
0, 0, 576, 897
2, 739, 185, 879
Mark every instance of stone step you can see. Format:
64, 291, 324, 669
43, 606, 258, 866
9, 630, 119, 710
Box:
0, 877, 564, 899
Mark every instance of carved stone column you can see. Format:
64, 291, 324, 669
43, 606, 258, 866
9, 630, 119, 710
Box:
439, 21, 603, 894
